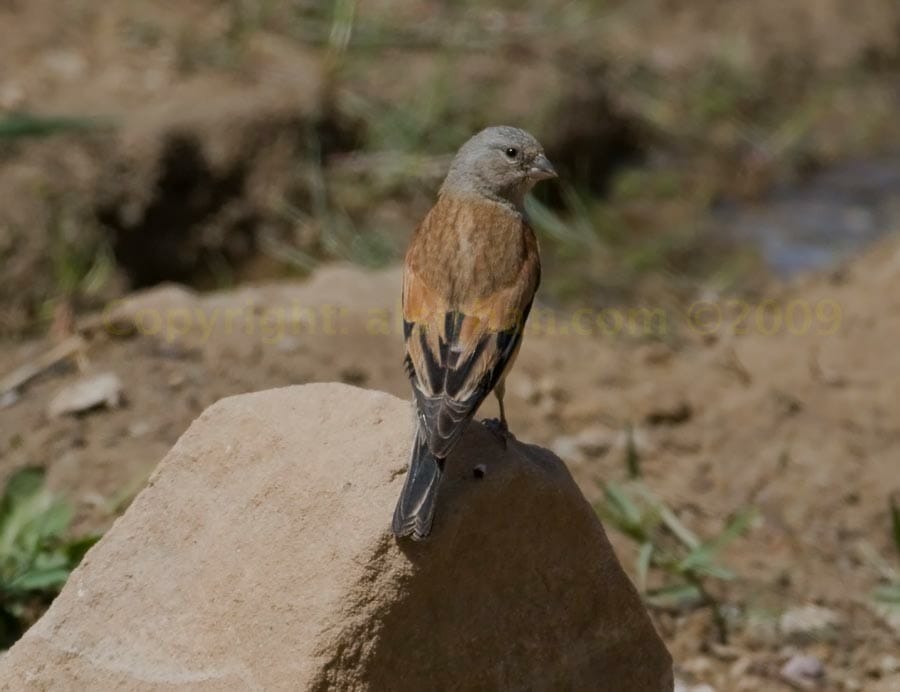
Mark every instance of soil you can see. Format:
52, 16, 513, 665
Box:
0, 0, 334, 335
2, 240, 900, 689
2, 1, 900, 690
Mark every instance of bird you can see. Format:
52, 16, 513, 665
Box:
392, 125, 557, 541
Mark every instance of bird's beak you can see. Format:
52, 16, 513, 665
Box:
529, 154, 558, 181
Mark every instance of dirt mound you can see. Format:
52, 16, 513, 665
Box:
94, 62, 325, 288
0, 4, 330, 335
0, 384, 672, 691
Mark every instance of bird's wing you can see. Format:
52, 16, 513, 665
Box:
402, 223, 540, 458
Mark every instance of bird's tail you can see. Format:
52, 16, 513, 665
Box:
392, 427, 443, 541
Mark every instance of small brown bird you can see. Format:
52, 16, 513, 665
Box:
392, 126, 557, 540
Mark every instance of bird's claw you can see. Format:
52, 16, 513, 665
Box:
481, 417, 510, 449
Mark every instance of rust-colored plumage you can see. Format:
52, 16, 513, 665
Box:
403, 195, 540, 451
392, 126, 556, 540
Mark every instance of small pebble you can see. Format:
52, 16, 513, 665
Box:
550, 426, 617, 464
128, 421, 152, 438
781, 653, 825, 686
878, 654, 900, 675
674, 679, 716, 692
47, 372, 124, 418
780, 605, 843, 643
0, 389, 20, 408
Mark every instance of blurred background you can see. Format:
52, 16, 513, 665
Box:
1, 1, 899, 688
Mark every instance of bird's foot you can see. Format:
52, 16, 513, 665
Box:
481, 417, 510, 449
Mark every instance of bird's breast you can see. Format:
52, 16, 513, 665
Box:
410, 195, 530, 307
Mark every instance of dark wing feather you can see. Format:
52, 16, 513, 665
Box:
407, 319, 522, 457
402, 236, 539, 459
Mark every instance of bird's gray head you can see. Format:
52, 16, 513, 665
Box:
440, 126, 557, 209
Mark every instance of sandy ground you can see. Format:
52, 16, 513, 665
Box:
2, 239, 900, 690
2, 1, 900, 689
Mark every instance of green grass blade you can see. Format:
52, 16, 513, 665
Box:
645, 583, 702, 609
8, 567, 71, 592
603, 484, 643, 529
874, 583, 900, 604
657, 502, 700, 550
0, 114, 113, 139
678, 509, 754, 572
636, 542, 654, 592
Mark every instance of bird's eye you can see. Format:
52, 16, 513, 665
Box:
504, 147, 519, 159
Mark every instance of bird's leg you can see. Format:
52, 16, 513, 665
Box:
482, 381, 510, 448
497, 389, 509, 432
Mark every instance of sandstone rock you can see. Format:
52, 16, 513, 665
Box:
674, 681, 716, 692
551, 426, 615, 465
0, 384, 672, 691
780, 654, 825, 688
47, 372, 123, 418
779, 605, 843, 644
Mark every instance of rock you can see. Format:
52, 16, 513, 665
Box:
674, 680, 716, 692
550, 433, 586, 463
510, 374, 566, 405
0, 384, 672, 691
877, 655, 900, 675
91, 266, 403, 346
744, 610, 780, 646
127, 420, 152, 438
779, 605, 843, 643
681, 656, 714, 677
552, 424, 656, 466
0, 81, 25, 110
47, 372, 123, 418
872, 601, 900, 636
780, 654, 825, 688
550, 425, 614, 464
